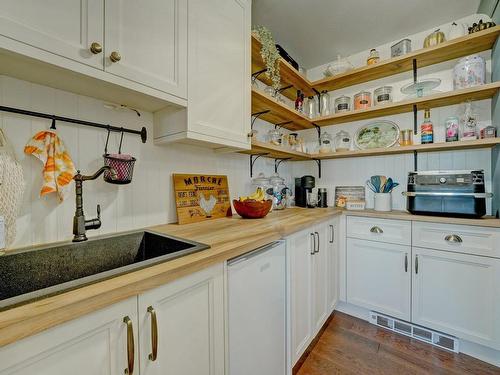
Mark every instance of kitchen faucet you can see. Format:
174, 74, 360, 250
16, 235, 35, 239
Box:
72, 166, 117, 242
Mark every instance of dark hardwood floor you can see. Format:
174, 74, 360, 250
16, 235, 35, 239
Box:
296, 312, 500, 375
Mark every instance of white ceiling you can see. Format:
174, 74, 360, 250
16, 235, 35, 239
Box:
252, 0, 481, 69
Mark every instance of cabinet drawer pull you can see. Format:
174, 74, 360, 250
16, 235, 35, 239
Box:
123, 316, 135, 374
329, 225, 334, 243
147, 306, 158, 361
415, 255, 419, 274
310, 233, 315, 255
404, 253, 408, 273
370, 226, 383, 234
314, 232, 320, 253
110, 51, 122, 62
445, 234, 463, 243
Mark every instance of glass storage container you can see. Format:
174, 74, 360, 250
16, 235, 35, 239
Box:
269, 173, 288, 210
267, 128, 282, 146
319, 132, 334, 153
367, 49, 380, 65
374, 86, 393, 105
320, 90, 331, 116
334, 130, 352, 151
334, 95, 351, 113
305, 96, 317, 119
354, 91, 372, 110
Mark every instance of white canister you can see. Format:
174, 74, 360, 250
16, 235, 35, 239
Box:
374, 193, 392, 212
453, 54, 486, 90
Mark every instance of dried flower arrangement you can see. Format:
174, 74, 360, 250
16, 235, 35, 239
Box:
253, 26, 281, 91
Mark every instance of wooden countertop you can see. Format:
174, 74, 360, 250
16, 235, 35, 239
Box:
343, 209, 500, 228
0, 207, 341, 347
1, 207, 499, 347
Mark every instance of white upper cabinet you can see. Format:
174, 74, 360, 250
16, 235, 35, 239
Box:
104, 0, 187, 97
0, 0, 104, 68
154, 0, 251, 149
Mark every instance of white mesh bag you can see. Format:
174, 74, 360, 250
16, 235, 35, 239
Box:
0, 129, 25, 247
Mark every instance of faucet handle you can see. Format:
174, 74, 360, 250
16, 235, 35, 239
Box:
96, 204, 101, 219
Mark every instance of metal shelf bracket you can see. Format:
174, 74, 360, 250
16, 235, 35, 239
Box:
251, 69, 267, 84
274, 157, 292, 174
249, 153, 269, 178
313, 159, 322, 179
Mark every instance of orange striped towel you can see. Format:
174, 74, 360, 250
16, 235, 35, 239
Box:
24, 130, 76, 201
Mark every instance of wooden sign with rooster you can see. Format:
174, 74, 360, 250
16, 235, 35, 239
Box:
173, 174, 232, 224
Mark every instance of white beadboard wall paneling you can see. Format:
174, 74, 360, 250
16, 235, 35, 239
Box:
0, 75, 288, 249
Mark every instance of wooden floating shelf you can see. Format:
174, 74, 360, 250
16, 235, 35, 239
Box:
313, 26, 500, 92
239, 140, 310, 160
311, 138, 500, 160
252, 34, 314, 100
251, 26, 500, 97
314, 82, 500, 126
252, 88, 313, 130
242, 139, 500, 161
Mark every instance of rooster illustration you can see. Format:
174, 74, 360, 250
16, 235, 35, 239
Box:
199, 193, 217, 217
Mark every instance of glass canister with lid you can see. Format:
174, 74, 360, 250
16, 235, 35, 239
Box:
453, 54, 486, 90
334, 130, 352, 151
374, 86, 393, 105
319, 90, 331, 116
334, 95, 351, 113
354, 91, 372, 110
319, 131, 334, 153
269, 173, 288, 210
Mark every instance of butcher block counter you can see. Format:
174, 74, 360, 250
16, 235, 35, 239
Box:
0, 207, 342, 347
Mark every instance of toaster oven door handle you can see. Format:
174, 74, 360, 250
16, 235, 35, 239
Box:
402, 192, 493, 198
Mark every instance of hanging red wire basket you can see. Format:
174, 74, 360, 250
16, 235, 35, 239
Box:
103, 127, 136, 184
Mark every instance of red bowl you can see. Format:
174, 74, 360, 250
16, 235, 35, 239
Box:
233, 199, 272, 219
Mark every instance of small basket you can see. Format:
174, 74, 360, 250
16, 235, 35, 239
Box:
103, 128, 136, 184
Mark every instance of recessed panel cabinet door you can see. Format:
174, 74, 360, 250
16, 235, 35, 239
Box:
0, 297, 138, 375
105, 0, 187, 97
312, 223, 329, 334
412, 247, 500, 350
0, 0, 104, 68
326, 219, 339, 312
138, 264, 225, 375
187, 0, 251, 148
347, 238, 411, 320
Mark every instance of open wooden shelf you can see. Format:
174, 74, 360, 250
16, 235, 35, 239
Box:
239, 140, 310, 160
252, 88, 314, 130
314, 81, 500, 126
252, 34, 315, 100
311, 138, 500, 160
312, 26, 500, 92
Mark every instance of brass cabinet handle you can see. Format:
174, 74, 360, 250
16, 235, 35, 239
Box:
404, 253, 408, 272
329, 225, 334, 243
123, 316, 135, 375
110, 51, 122, 62
310, 233, 315, 255
445, 234, 463, 243
90, 42, 102, 54
147, 306, 158, 361
314, 232, 320, 253
370, 226, 383, 234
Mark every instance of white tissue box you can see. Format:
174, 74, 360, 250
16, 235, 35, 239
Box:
0, 216, 5, 249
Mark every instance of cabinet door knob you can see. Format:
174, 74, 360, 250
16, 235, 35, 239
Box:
147, 306, 158, 361
123, 316, 135, 374
445, 234, 462, 243
110, 51, 122, 62
90, 42, 102, 54
370, 226, 383, 234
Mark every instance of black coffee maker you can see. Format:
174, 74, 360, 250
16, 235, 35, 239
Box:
295, 175, 315, 208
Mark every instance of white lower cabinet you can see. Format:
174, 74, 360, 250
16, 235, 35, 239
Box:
412, 247, 500, 350
0, 264, 225, 375
288, 220, 336, 366
0, 297, 138, 375
326, 218, 339, 312
346, 238, 411, 321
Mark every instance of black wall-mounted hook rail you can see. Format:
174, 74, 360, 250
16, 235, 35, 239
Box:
251, 69, 268, 84
274, 157, 291, 173
249, 153, 269, 178
251, 110, 271, 130
274, 121, 293, 130
0, 105, 147, 143
313, 159, 322, 179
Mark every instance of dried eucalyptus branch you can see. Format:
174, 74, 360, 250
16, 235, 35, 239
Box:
253, 26, 281, 91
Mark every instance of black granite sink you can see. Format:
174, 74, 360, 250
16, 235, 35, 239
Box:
0, 230, 209, 310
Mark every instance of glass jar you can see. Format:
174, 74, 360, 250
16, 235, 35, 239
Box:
267, 128, 282, 146
319, 132, 333, 153
269, 173, 287, 210
367, 48, 380, 65
305, 96, 317, 119
320, 90, 331, 116
354, 91, 372, 110
334, 130, 351, 151
334, 95, 351, 113
374, 86, 393, 105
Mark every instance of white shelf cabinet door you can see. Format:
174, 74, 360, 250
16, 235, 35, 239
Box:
312, 222, 329, 335
137, 263, 225, 375
0, 0, 104, 69
186, 0, 251, 148
105, 0, 187, 97
326, 218, 339, 313
0, 297, 138, 375
412, 247, 500, 350
288, 227, 314, 365
346, 238, 411, 321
